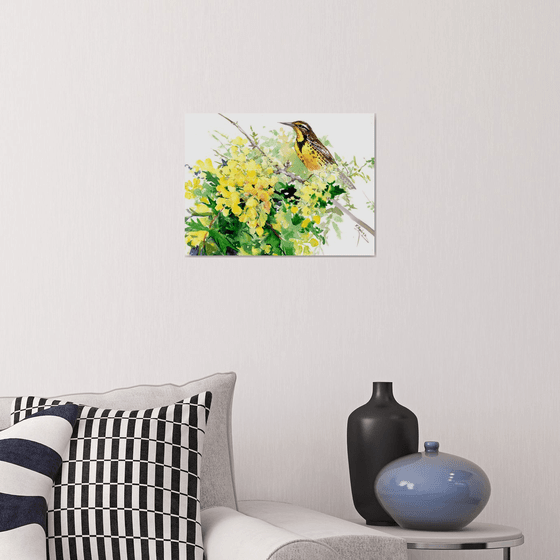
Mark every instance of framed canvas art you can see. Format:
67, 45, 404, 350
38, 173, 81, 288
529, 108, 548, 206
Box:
185, 114, 375, 256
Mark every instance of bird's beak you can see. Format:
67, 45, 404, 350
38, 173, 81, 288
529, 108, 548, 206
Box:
279, 121, 294, 128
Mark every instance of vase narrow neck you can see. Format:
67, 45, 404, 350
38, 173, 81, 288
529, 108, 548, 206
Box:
370, 382, 395, 402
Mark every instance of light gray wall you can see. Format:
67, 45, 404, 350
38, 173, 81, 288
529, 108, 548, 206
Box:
1, 1, 558, 559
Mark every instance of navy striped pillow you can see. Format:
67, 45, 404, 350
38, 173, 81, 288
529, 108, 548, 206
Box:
0, 404, 79, 559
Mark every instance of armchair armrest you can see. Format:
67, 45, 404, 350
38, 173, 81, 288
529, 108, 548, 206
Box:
238, 500, 407, 560
201, 506, 338, 560
201, 501, 407, 560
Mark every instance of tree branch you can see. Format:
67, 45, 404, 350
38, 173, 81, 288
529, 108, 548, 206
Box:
218, 113, 268, 159
332, 200, 375, 236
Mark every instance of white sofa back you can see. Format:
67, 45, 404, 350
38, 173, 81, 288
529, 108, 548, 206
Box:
0, 371, 238, 511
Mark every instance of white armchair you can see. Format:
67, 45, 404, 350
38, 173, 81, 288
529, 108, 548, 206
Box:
0, 372, 406, 560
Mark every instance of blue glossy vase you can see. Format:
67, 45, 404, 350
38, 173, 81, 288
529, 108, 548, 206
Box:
374, 441, 491, 531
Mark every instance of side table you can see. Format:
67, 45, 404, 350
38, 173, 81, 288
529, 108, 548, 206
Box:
358, 521, 524, 559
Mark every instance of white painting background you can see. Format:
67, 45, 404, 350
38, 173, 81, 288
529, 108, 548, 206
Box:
185, 113, 375, 256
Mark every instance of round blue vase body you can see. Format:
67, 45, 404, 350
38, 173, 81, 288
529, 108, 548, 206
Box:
374, 441, 491, 531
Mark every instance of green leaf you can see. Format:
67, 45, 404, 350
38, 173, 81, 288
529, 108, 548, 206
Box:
332, 222, 342, 239
209, 229, 235, 255
292, 213, 304, 226
204, 172, 220, 186
266, 231, 282, 254
328, 182, 346, 199
286, 154, 308, 178
280, 238, 295, 255
186, 219, 210, 232
203, 242, 221, 256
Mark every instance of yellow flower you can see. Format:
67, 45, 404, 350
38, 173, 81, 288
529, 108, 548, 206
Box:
251, 247, 261, 255
184, 178, 201, 199
302, 218, 311, 228
231, 136, 247, 146
196, 158, 216, 173
192, 203, 211, 214
216, 197, 227, 211
291, 206, 298, 214
256, 226, 264, 237
310, 238, 319, 247
313, 216, 321, 224
256, 178, 268, 190
186, 230, 207, 247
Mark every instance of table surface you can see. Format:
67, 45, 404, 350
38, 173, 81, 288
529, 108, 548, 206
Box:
353, 521, 524, 550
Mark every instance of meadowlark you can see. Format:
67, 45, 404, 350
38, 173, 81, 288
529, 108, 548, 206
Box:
279, 120, 355, 189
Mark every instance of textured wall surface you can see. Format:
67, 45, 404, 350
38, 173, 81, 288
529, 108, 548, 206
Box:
1, 2, 558, 559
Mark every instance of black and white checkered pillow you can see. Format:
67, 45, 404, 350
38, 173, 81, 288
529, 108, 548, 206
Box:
11, 392, 212, 560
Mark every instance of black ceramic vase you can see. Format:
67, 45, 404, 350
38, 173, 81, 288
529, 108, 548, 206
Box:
347, 382, 419, 525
